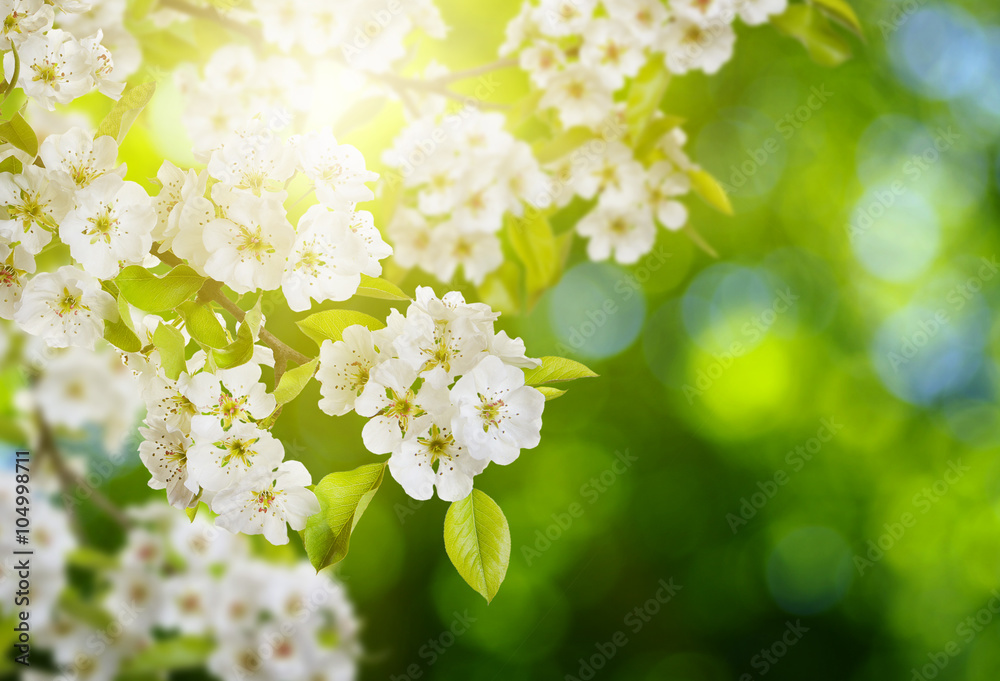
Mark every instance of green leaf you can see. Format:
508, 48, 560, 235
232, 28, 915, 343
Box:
153, 322, 186, 380
96, 81, 156, 144
811, 0, 863, 37
772, 4, 853, 67
274, 359, 318, 405
533, 127, 596, 164
633, 115, 686, 161
2, 45, 19, 102
0, 112, 37, 159
625, 60, 671, 144
296, 309, 384, 347
302, 462, 387, 572
104, 295, 140, 353
355, 274, 409, 301
121, 636, 213, 675
177, 301, 229, 349
0, 154, 21, 175
536, 386, 567, 401
444, 489, 511, 603
688, 167, 734, 216
507, 211, 557, 304
523, 356, 598, 385
115, 265, 205, 312
212, 299, 262, 369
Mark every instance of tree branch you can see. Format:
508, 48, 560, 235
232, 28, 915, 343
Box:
153, 248, 312, 367
37, 421, 132, 530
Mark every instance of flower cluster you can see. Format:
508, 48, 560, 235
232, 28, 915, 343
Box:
317, 287, 545, 501
0, 0, 126, 109
2, 128, 155, 348
503, 0, 787, 129
174, 0, 447, 150
131, 339, 320, 545
0, 486, 359, 681
170, 119, 390, 309
253, 0, 446, 72
549, 121, 697, 264
382, 108, 549, 284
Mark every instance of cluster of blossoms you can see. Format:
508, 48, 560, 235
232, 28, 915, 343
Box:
1, 128, 153, 343
382, 108, 549, 284
503, 0, 787, 128
0, 485, 359, 681
316, 287, 545, 501
132, 339, 323, 545
549, 119, 698, 264
0, 0, 126, 110
168, 119, 391, 309
175, 0, 447, 150
252, 0, 446, 72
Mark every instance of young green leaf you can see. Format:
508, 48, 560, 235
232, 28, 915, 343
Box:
355, 274, 410, 301
103, 318, 142, 353
507, 211, 558, 304
771, 4, 853, 67
274, 359, 319, 405
444, 489, 511, 603
625, 60, 671, 144
302, 462, 387, 572
533, 127, 596, 164
0, 112, 37, 159
177, 300, 229, 348
153, 322, 186, 380
811, 0, 863, 37
212, 298, 262, 369
688, 167, 734, 216
0, 155, 21, 174
296, 309, 384, 347
536, 386, 567, 400
523, 356, 598, 386
97, 81, 156, 144
115, 265, 205, 312
633, 115, 686, 161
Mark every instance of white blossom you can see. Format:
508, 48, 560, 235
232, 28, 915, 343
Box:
14, 265, 115, 348
212, 460, 319, 546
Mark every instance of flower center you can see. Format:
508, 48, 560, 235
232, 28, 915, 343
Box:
56, 287, 85, 316
236, 224, 275, 262
220, 437, 258, 467
30, 61, 59, 85
252, 487, 276, 513
85, 210, 117, 243
477, 394, 505, 431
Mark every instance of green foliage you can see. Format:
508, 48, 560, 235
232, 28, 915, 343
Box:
153, 322, 186, 380
0, 111, 36, 159
444, 489, 511, 604
212, 299, 261, 369
302, 462, 387, 572
355, 274, 409, 300
523, 356, 599, 385
274, 359, 319, 405
535, 386, 567, 401
0, 154, 21, 174
115, 265, 206, 313
177, 301, 229, 348
811, 0, 864, 37
772, 4, 854, 67
96, 81, 156, 144
688, 167, 734, 216
533, 127, 596, 164
296, 309, 385, 347
625, 60, 671, 144
507, 211, 559, 305
104, 294, 142, 353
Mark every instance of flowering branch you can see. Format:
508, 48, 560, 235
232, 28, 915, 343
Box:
152, 247, 312, 370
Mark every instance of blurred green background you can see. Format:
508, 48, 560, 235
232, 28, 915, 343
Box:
11, 0, 1000, 678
